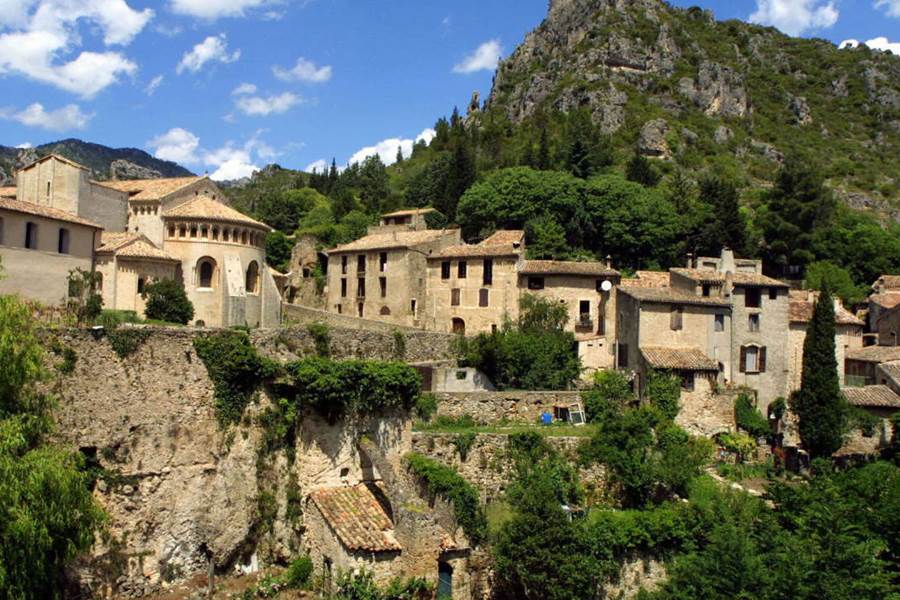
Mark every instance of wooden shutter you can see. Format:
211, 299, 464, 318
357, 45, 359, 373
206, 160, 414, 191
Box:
759, 346, 767, 373
739, 346, 747, 373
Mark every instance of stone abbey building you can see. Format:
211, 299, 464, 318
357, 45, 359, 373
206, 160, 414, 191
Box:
0, 154, 280, 327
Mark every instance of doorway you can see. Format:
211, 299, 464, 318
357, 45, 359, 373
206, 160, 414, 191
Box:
451, 318, 466, 335
438, 561, 453, 599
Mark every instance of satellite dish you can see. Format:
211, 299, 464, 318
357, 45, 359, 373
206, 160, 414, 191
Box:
601, 280, 613, 292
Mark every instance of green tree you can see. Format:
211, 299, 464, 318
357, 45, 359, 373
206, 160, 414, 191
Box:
567, 138, 591, 179
266, 230, 294, 272
66, 268, 103, 324
645, 370, 681, 421
537, 128, 551, 170
583, 369, 633, 423
805, 261, 866, 306
358, 155, 390, 215
697, 175, 746, 255
791, 287, 847, 458
625, 153, 661, 187
0, 296, 105, 598
142, 278, 195, 325
525, 215, 568, 259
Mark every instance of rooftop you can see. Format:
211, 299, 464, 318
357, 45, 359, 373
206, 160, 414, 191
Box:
163, 196, 270, 230
432, 230, 524, 259
618, 286, 731, 307
329, 228, 454, 254
670, 268, 789, 288
868, 293, 900, 310
641, 346, 719, 371
381, 208, 437, 218
481, 230, 524, 246
0, 196, 102, 228
20, 153, 89, 173
842, 385, 900, 409
100, 176, 206, 201
621, 271, 671, 289
845, 345, 900, 364
309, 484, 401, 553
97, 232, 178, 262
0, 187, 16, 198
788, 291, 864, 326
872, 275, 900, 291
519, 260, 619, 277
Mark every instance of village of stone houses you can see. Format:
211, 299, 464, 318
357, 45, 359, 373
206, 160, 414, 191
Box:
2, 1, 900, 599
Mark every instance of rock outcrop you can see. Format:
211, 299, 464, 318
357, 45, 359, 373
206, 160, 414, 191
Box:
110, 159, 163, 181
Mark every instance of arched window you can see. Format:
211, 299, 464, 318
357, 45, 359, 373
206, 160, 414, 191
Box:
57, 228, 70, 254
380, 306, 391, 315
223, 229, 230, 242
197, 257, 216, 289
137, 277, 146, 294
452, 317, 466, 335
241, 230, 248, 245
245, 261, 259, 294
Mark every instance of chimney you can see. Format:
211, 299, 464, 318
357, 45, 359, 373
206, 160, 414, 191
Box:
686, 252, 694, 269
720, 247, 736, 274
724, 270, 734, 298
606, 254, 613, 269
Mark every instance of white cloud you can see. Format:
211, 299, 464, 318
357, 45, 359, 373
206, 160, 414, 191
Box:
273, 57, 332, 83
841, 36, 900, 54
0, 102, 93, 131
176, 34, 240, 74
0, 1, 151, 98
305, 159, 327, 173
347, 128, 436, 167
453, 39, 502, 74
145, 74, 164, 95
232, 82, 257, 95
15, 142, 33, 149
875, 0, 900, 17
147, 127, 200, 164
749, 0, 838, 36
169, 0, 280, 19
234, 91, 301, 116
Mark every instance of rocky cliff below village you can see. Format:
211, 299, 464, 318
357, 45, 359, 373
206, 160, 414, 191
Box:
483, 0, 900, 218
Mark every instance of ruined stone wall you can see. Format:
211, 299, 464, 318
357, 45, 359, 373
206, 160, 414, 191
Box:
433, 391, 583, 424
410, 432, 606, 503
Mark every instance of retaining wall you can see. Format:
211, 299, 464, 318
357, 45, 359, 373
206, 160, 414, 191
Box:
434, 391, 584, 424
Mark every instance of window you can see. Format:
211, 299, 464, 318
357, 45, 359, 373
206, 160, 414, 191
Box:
681, 372, 695, 391
201, 226, 208, 239
379, 252, 387, 272
745, 288, 761, 308
168, 225, 175, 238
451, 288, 461, 306
337, 304, 342, 314
340, 278, 347, 297
769, 287, 778, 300
379, 306, 391, 315
245, 261, 259, 294
379, 277, 387, 298
241, 231, 248, 244
528, 276, 545, 290
580, 300, 591, 317
341, 256, 348, 274
458, 260, 467, 278
357, 254, 366, 273
197, 258, 216, 288
483, 259, 493, 285
714, 313, 725, 332
670, 305, 683, 331
357, 277, 366, 297
479, 288, 489, 307
702, 284, 711, 297
190, 226, 197, 238
358, 302, 364, 317
748, 313, 760, 332
617, 343, 629, 368
441, 261, 451, 279
57, 228, 70, 254
740, 345, 767, 374
137, 277, 146, 294
25, 222, 38, 249
452, 318, 466, 335
410, 299, 417, 315
46, 181, 51, 198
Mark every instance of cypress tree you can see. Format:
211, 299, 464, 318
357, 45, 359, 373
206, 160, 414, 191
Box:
568, 138, 591, 179
791, 286, 847, 458
395, 147, 404, 164
537, 128, 550, 170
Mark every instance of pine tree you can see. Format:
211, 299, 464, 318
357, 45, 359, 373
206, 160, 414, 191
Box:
537, 128, 551, 170
568, 138, 591, 179
626, 153, 661, 187
698, 175, 747, 255
395, 146, 404, 164
522, 143, 535, 168
327, 159, 338, 192
791, 286, 847, 458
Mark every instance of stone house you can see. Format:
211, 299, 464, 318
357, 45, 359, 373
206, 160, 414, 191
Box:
0, 154, 281, 328
787, 290, 864, 390
283, 234, 326, 308
874, 303, 900, 346
875, 360, 900, 394
325, 228, 461, 327
838, 386, 899, 456
867, 274, 900, 334
845, 345, 900, 387
423, 230, 524, 335
0, 195, 102, 305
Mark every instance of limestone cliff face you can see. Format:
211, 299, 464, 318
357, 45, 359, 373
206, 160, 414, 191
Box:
44, 327, 453, 598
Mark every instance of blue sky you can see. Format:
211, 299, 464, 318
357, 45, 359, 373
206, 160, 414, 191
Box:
0, 0, 897, 180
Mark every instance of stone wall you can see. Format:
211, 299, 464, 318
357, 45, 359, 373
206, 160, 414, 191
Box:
284, 302, 444, 334
410, 432, 606, 502
433, 391, 584, 424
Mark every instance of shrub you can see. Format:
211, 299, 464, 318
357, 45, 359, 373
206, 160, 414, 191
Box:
306, 321, 331, 357
769, 396, 787, 421
66, 268, 103, 324
452, 431, 477, 461
194, 330, 278, 426
735, 394, 770, 439
286, 357, 421, 423
142, 279, 194, 325
107, 328, 150, 359
718, 431, 757, 463
583, 369, 633, 423
414, 393, 438, 422
50, 342, 77, 375
645, 370, 680, 421
405, 452, 487, 544
97, 309, 140, 329
334, 571, 433, 600
283, 554, 313, 589
392, 329, 407, 360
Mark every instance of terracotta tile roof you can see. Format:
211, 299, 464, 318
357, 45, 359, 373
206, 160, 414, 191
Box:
877, 360, 900, 387
842, 385, 900, 409
869, 293, 900, 310
872, 275, 900, 291
641, 346, 719, 371
519, 260, 619, 277
432, 230, 524, 259
621, 271, 671, 288
97, 232, 179, 261
670, 268, 789, 288
101, 177, 205, 201
618, 286, 731, 307
309, 484, 400, 553
0, 197, 101, 228
329, 229, 454, 254
0, 187, 16, 198
164, 196, 270, 230
381, 208, 436, 218
788, 291, 864, 326
846, 345, 900, 364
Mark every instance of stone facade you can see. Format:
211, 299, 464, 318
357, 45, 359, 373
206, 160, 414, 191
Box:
284, 234, 326, 308
433, 391, 584, 424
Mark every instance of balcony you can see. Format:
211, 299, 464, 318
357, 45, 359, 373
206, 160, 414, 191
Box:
576, 314, 594, 330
